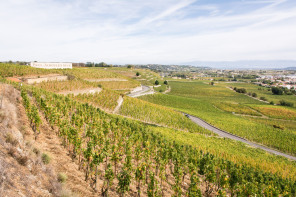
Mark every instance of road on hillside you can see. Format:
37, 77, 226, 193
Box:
128, 85, 154, 97
186, 114, 296, 161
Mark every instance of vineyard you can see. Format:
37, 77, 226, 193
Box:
0, 63, 61, 77
1, 63, 296, 195
119, 96, 210, 134
35, 79, 98, 93
250, 105, 296, 120
73, 89, 121, 112
140, 82, 296, 155
214, 102, 261, 116
67, 68, 125, 79
97, 80, 140, 91
10, 81, 296, 196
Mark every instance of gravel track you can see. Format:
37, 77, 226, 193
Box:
186, 114, 296, 161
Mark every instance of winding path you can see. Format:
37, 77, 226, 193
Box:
127, 85, 154, 97
186, 114, 296, 161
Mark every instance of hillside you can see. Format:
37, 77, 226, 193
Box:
1, 63, 296, 196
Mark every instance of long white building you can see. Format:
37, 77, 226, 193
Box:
30, 62, 72, 69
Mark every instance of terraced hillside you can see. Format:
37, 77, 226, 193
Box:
1, 63, 296, 196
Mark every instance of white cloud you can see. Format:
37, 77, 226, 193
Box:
0, 0, 295, 64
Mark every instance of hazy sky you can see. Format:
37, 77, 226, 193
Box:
1, 0, 296, 64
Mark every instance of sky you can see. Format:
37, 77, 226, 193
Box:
1, 0, 296, 66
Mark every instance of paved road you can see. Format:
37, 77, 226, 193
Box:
128, 85, 154, 97
186, 114, 296, 161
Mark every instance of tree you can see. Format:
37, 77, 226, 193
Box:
95, 62, 107, 67
252, 93, 257, 97
164, 80, 168, 85
155, 80, 159, 85
136, 72, 140, 76
127, 65, 134, 69
271, 87, 283, 95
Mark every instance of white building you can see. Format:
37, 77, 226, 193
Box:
30, 62, 72, 69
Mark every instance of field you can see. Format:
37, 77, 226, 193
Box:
73, 89, 120, 111
250, 104, 296, 120
214, 102, 261, 116
35, 79, 98, 93
96, 80, 139, 91
119, 96, 210, 134
140, 81, 296, 155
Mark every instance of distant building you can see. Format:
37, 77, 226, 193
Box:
30, 62, 72, 69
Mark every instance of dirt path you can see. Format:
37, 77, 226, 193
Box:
113, 96, 123, 113
85, 78, 128, 82
163, 86, 171, 94
58, 87, 102, 96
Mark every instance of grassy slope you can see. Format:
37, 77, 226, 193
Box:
119, 96, 212, 135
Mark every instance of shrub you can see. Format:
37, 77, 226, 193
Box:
260, 97, 267, 101
270, 101, 274, 105
58, 173, 68, 183
17, 155, 29, 166
155, 80, 159, 85
42, 153, 51, 164
252, 93, 257, 97
136, 72, 140, 76
272, 87, 283, 95
235, 88, 246, 94
66, 74, 75, 81
164, 80, 168, 85
33, 147, 41, 156
279, 100, 294, 107
8, 147, 17, 157
5, 133, 18, 146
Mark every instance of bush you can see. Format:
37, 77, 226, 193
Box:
272, 87, 283, 95
164, 80, 168, 85
58, 173, 68, 183
235, 88, 246, 94
260, 97, 267, 101
33, 147, 41, 156
252, 93, 257, 97
5, 133, 18, 146
279, 100, 294, 107
270, 101, 274, 105
136, 72, 140, 76
155, 80, 159, 85
17, 155, 29, 166
42, 153, 51, 164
